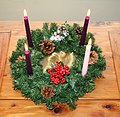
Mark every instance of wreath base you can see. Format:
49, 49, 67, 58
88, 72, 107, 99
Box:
9, 22, 106, 110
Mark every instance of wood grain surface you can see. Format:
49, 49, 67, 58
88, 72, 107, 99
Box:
0, 99, 120, 117
0, 32, 10, 89
109, 30, 120, 92
0, 21, 120, 117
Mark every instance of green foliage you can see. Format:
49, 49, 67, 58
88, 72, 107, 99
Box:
9, 22, 106, 110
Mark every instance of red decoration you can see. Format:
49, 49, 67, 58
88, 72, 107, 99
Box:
47, 61, 70, 85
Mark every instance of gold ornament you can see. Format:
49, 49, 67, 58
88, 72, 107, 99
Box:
41, 51, 75, 72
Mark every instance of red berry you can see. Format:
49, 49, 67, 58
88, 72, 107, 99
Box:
54, 78, 60, 84
56, 61, 60, 65
64, 65, 69, 70
61, 78, 66, 83
50, 77, 55, 81
65, 70, 70, 75
47, 69, 52, 74
53, 81, 57, 84
62, 69, 66, 74
49, 61, 70, 85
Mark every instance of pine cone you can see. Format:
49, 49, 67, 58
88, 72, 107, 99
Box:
57, 25, 69, 37
40, 39, 55, 54
75, 26, 83, 35
58, 25, 67, 32
41, 86, 55, 98
16, 55, 26, 63
89, 51, 98, 64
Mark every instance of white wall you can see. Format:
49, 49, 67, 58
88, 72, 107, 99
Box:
0, 0, 120, 21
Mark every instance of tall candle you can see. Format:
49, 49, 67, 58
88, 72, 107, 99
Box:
80, 9, 91, 46
24, 43, 33, 75
24, 9, 33, 48
82, 39, 92, 77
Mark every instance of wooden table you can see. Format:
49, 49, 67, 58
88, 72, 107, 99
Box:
0, 21, 120, 117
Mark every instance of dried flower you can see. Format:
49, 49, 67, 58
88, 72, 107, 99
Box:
16, 55, 26, 63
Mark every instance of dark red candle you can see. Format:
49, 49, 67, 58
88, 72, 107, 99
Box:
24, 9, 33, 48
24, 43, 33, 75
80, 9, 91, 46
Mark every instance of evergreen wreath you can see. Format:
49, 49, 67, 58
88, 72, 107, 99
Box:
10, 22, 106, 110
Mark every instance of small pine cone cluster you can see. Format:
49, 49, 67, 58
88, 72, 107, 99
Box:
41, 85, 55, 98
75, 26, 83, 36
40, 39, 55, 55
89, 51, 98, 64
57, 25, 68, 36
50, 25, 69, 41
16, 55, 26, 63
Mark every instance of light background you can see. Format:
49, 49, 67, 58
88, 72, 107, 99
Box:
0, 0, 120, 21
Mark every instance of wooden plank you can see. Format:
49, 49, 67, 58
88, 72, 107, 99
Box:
109, 30, 120, 93
0, 32, 10, 89
91, 21, 120, 28
0, 21, 24, 31
0, 21, 120, 32
0, 30, 25, 98
0, 29, 120, 99
0, 22, 120, 117
0, 99, 119, 117
84, 30, 120, 99
0, 21, 68, 31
